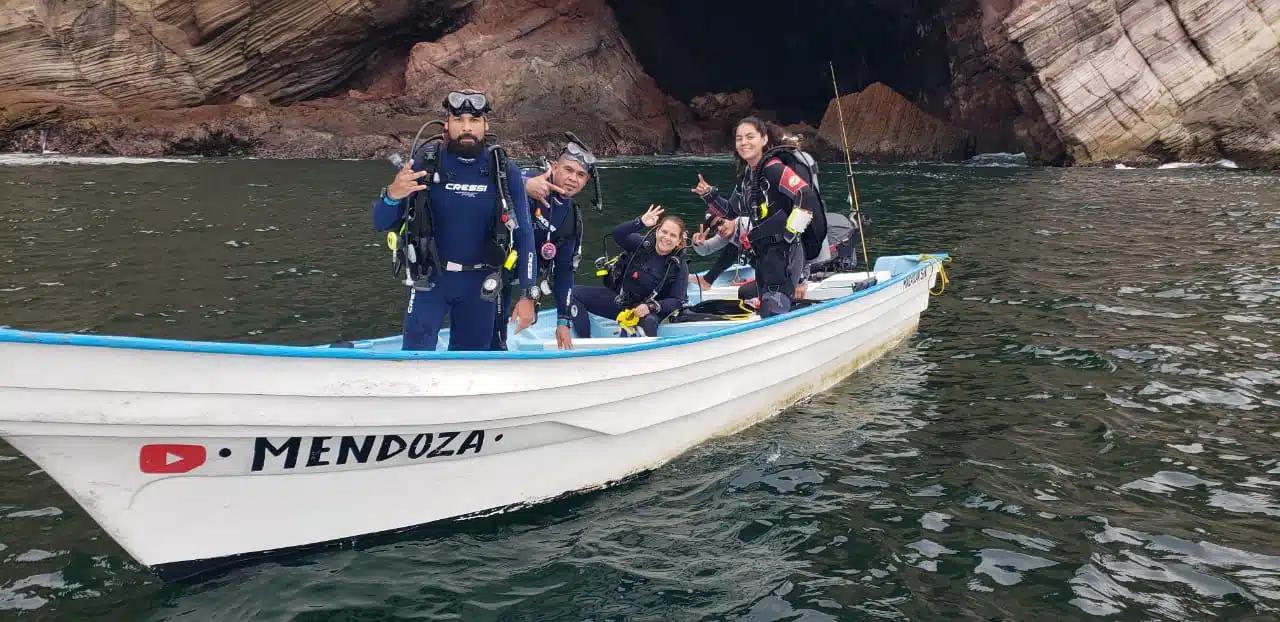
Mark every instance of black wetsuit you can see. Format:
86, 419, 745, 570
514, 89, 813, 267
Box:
571, 218, 689, 338
701, 156, 822, 316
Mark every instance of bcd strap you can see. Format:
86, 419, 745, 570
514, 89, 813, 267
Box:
750, 145, 830, 261
489, 146, 519, 272
398, 141, 444, 288
615, 237, 682, 309
533, 200, 584, 297
391, 140, 521, 290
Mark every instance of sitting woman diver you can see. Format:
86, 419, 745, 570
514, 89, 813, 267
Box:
691, 116, 826, 318
570, 204, 690, 338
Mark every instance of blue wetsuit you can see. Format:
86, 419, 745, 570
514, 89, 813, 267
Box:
371, 146, 536, 351
571, 218, 688, 338
493, 169, 580, 349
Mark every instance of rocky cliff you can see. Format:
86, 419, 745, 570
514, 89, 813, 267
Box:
400, 0, 675, 155
1003, 0, 1280, 167
0, 0, 1277, 166
0, 0, 682, 158
0, 0, 473, 119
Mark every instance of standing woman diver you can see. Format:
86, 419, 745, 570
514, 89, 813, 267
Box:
691, 116, 827, 317
570, 205, 689, 339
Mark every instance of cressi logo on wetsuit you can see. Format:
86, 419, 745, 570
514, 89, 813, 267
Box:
444, 182, 489, 196
372, 144, 536, 351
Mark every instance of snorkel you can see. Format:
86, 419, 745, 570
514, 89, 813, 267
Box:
389, 119, 444, 170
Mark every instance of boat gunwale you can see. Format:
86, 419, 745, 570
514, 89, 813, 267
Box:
0, 254, 947, 361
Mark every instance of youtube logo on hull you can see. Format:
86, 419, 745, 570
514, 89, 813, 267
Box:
139, 444, 206, 474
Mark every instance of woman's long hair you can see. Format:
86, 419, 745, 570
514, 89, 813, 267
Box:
733, 116, 787, 177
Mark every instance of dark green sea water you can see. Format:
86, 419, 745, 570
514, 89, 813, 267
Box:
0, 152, 1277, 620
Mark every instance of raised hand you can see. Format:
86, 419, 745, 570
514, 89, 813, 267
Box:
692, 223, 709, 244
526, 170, 569, 208
387, 160, 428, 201
691, 173, 712, 196
640, 204, 664, 228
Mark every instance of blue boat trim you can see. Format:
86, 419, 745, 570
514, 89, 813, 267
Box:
0, 254, 948, 360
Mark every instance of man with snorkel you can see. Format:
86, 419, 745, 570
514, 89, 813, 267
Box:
372, 90, 538, 351
492, 140, 596, 350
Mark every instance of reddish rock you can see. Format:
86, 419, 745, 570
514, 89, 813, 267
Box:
941, 0, 1076, 164
777, 122, 839, 161
5, 97, 439, 160
818, 82, 975, 163
3, 0, 1273, 166
403, 0, 675, 155
344, 47, 413, 101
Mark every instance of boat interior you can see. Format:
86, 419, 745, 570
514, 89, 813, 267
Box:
328, 256, 926, 353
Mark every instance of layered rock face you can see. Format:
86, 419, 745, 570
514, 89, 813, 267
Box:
941, 0, 1070, 163
0, 0, 687, 158
1002, 0, 1280, 167
0, 0, 1277, 165
0, 0, 473, 124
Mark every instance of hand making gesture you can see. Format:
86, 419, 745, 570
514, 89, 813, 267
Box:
525, 169, 568, 208
691, 173, 712, 197
640, 204, 664, 228
386, 160, 428, 201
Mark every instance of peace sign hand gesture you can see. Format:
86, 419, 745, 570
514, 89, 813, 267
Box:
526, 169, 568, 208
692, 223, 709, 244
640, 204, 664, 228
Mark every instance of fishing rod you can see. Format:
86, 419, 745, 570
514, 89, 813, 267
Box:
828, 61, 872, 271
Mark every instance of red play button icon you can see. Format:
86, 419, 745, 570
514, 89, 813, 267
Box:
139, 444, 206, 474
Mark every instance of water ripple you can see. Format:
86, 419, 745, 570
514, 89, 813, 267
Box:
0, 161, 1277, 619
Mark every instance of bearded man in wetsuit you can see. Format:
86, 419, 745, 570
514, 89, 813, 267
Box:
372, 91, 538, 351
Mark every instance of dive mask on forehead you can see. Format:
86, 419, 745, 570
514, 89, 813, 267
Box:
561, 141, 597, 171
443, 91, 492, 116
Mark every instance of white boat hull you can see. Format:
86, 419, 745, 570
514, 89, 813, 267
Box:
0, 254, 947, 580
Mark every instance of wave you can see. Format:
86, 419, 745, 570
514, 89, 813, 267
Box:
0, 153, 198, 166
1158, 159, 1239, 170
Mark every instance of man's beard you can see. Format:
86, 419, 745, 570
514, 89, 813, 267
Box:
447, 133, 487, 159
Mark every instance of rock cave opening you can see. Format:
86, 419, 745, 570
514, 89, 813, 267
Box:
329, 4, 478, 101
608, 0, 956, 126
